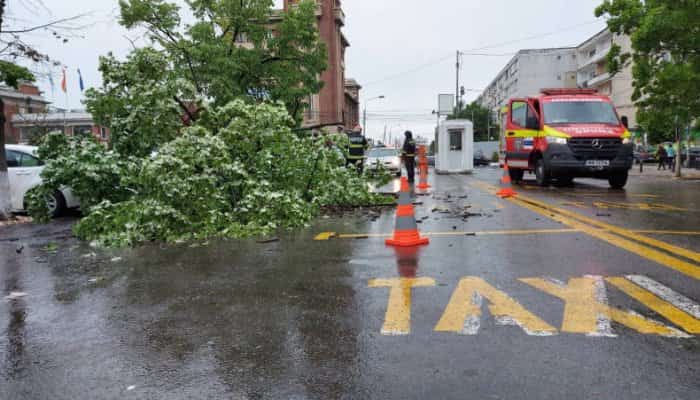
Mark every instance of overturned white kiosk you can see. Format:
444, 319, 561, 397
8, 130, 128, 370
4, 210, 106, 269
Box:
435, 119, 474, 174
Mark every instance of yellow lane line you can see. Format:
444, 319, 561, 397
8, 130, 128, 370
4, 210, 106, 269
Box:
471, 179, 700, 264
634, 230, 700, 236
509, 196, 700, 280
316, 229, 700, 241
516, 195, 700, 263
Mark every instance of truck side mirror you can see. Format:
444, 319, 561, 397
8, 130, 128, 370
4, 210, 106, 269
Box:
526, 116, 540, 130
621, 116, 629, 129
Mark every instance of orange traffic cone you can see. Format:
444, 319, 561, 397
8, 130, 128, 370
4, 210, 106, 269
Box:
416, 146, 431, 190
386, 177, 430, 247
496, 161, 518, 198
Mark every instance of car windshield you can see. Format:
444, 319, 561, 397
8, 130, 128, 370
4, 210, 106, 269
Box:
543, 101, 620, 125
368, 148, 398, 158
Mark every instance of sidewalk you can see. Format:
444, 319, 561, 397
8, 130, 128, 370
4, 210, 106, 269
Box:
630, 164, 700, 180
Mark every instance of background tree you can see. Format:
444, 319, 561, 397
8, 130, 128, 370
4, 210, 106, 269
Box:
449, 101, 498, 142
596, 0, 700, 176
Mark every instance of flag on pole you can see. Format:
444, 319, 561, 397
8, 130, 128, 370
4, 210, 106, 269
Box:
48, 72, 55, 97
77, 68, 85, 92
61, 68, 67, 93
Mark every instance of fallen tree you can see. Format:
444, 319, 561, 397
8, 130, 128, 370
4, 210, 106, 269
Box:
28, 0, 392, 246
30, 100, 391, 246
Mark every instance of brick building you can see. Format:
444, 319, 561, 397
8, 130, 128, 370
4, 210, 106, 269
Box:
284, 0, 360, 131
343, 78, 361, 130
0, 84, 51, 144
1, 83, 109, 145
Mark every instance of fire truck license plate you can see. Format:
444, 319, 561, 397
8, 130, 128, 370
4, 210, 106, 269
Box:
585, 160, 610, 167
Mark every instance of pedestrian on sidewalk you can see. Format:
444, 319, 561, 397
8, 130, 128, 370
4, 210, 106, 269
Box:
656, 144, 667, 170
666, 143, 676, 172
402, 131, 417, 183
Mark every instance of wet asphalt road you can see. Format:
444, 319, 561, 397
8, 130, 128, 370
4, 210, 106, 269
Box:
1, 168, 699, 399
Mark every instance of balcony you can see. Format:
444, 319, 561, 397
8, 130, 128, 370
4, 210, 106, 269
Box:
334, 7, 345, 26
585, 72, 612, 88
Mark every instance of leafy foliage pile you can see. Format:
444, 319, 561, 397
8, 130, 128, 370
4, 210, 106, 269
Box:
33, 101, 391, 246
29, 0, 392, 246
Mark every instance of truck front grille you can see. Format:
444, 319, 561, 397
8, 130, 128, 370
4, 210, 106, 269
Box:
568, 138, 622, 160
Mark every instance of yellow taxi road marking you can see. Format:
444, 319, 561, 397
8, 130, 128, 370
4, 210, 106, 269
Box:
368, 278, 436, 336
467, 180, 700, 279
520, 276, 689, 338
369, 275, 698, 337
434, 277, 557, 336
510, 196, 700, 280
606, 277, 700, 334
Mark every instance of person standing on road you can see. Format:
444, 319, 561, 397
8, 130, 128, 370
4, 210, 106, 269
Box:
666, 143, 677, 172
346, 125, 369, 174
656, 144, 667, 170
402, 131, 417, 183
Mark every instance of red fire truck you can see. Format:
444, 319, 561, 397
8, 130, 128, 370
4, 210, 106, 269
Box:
500, 88, 633, 189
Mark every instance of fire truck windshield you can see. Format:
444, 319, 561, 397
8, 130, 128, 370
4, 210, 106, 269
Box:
543, 101, 620, 125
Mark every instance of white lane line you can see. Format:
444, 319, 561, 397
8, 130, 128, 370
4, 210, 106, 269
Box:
626, 275, 700, 320
587, 275, 617, 338
462, 292, 482, 335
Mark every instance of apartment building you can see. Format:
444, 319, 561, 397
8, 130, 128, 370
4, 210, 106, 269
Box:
476, 48, 578, 113
477, 28, 638, 129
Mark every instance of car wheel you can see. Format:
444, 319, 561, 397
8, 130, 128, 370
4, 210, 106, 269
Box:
608, 171, 629, 190
47, 190, 67, 218
535, 159, 549, 187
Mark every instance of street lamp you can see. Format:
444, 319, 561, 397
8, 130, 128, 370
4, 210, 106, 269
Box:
363, 95, 385, 138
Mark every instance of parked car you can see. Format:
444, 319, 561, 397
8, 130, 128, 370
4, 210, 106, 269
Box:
4, 144, 79, 216
365, 147, 402, 176
688, 147, 700, 169
633, 145, 656, 164
474, 150, 490, 167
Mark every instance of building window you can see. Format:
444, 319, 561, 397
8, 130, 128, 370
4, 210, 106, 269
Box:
449, 129, 462, 151
100, 127, 108, 140
73, 125, 93, 137
589, 49, 596, 58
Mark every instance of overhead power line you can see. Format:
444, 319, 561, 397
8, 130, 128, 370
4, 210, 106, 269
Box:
363, 19, 605, 88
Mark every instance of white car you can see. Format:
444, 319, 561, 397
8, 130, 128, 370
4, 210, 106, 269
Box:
365, 147, 402, 177
5, 144, 79, 217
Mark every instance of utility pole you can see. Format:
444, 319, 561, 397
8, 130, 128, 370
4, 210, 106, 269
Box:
455, 51, 461, 114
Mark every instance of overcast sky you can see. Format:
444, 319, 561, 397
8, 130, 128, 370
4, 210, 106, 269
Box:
6, 0, 609, 141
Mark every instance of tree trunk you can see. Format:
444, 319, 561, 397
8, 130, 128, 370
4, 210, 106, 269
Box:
0, 98, 12, 220
674, 126, 682, 178
675, 137, 682, 178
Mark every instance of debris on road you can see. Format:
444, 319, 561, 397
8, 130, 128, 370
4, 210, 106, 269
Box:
4, 292, 28, 300
256, 237, 281, 244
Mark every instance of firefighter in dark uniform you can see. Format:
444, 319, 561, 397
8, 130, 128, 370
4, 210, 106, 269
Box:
346, 125, 369, 173
402, 130, 417, 183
